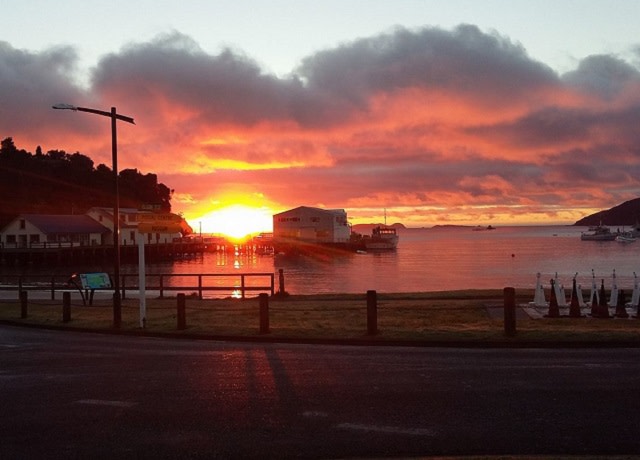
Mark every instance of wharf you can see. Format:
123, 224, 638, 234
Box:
0, 238, 274, 266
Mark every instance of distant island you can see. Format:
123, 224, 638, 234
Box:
574, 197, 640, 226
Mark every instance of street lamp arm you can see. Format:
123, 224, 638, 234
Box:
52, 103, 135, 124
77, 107, 135, 124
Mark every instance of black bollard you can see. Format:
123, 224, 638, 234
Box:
590, 288, 599, 317
259, 293, 270, 334
177, 293, 186, 330
503, 287, 516, 337
547, 279, 560, 317
278, 269, 285, 294
19, 290, 28, 318
62, 292, 71, 323
596, 279, 610, 318
366, 290, 378, 335
615, 289, 629, 318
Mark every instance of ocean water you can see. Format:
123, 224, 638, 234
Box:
3, 225, 639, 296
266, 225, 639, 295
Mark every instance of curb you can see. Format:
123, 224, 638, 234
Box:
3, 319, 640, 349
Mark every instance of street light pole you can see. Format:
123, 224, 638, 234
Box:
110, 107, 122, 327
53, 103, 135, 328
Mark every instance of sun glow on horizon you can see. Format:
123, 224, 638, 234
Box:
192, 204, 273, 239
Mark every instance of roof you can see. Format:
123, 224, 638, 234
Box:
19, 215, 110, 234
274, 206, 346, 217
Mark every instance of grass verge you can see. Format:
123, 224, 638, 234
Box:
1, 290, 639, 345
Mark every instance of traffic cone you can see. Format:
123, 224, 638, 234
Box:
615, 289, 629, 318
547, 279, 560, 317
596, 279, 610, 318
569, 278, 582, 318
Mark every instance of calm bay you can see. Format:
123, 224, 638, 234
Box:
3, 225, 639, 297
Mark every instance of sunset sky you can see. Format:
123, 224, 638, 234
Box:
2, 1, 640, 235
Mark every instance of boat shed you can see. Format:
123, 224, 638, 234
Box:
86, 207, 187, 245
0, 214, 110, 248
273, 206, 351, 244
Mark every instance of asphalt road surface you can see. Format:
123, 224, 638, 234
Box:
2, 325, 640, 459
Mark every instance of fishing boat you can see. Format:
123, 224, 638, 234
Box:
580, 224, 617, 241
364, 226, 399, 250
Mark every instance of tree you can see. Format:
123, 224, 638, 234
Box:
0, 138, 174, 216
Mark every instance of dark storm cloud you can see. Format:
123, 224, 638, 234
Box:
90, 31, 348, 127
0, 42, 91, 137
89, 26, 561, 129
297, 24, 559, 106
467, 104, 640, 151
563, 54, 640, 99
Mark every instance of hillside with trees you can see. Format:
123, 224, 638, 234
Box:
574, 197, 640, 226
0, 137, 173, 223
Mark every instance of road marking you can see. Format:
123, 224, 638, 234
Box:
75, 399, 137, 408
302, 411, 329, 418
336, 422, 435, 436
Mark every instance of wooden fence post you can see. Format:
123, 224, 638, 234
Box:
259, 293, 269, 334
367, 290, 378, 335
62, 292, 71, 323
20, 291, 28, 318
503, 287, 516, 337
177, 293, 186, 330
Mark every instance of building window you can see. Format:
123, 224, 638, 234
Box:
6, 235, 16, 244
19, 219, 26, 230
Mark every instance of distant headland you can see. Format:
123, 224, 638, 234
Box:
574, 197, 640, 226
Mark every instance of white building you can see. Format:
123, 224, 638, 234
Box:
0, 214, 109, 248
273, 206, 350, 244
86, 207, 189, 245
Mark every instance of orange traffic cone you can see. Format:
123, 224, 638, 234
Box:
547, 279, 560, 317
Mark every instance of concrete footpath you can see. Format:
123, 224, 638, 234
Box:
0, 288, 149, 302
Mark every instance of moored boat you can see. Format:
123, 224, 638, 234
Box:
363, 226, 399, 250
580, 224, 618, 241
616, 231, 637, 243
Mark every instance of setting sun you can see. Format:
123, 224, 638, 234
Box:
193, 205, 273, 239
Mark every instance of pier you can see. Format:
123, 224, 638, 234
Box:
0, 236, 276, 267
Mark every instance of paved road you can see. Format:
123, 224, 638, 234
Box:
2, 325, 640, 459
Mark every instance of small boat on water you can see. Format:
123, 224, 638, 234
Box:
616, 232, 637, 243
472, 225, 496, 231
363, 226, 399, 250
580, 224, 618, 241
